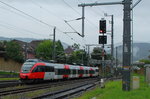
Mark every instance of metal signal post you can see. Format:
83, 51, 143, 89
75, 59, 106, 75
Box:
78, 0, 135, 91
52, 27, 56, 61
99, 18, 107, 77
122, 0, 132, 91
105, 13, 114, 75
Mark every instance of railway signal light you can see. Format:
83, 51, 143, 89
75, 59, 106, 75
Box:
99, 35, 107, 44
99, 20, 106, 33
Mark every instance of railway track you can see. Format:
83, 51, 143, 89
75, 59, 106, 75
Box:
0, 78, 98, 98
32, 80, 98, 99
0, 80, 21, 88
31, 77, 121, 99
0, 80, 18, 83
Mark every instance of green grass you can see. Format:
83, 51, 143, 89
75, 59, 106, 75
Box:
0, 71, 19, 80
0, 71, 19, 75
77, 75, 150, 99
0, 78, 19, 81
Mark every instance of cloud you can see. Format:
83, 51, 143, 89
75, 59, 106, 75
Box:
0, 0, 149, 46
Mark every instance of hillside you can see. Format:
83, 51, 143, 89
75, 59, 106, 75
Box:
0, 36, 69, 49
114, 43, 150, 62
1, 37, 149, 62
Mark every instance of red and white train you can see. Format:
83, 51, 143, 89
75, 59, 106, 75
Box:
20, 59, 99, 83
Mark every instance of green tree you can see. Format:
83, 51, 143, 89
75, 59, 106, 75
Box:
72, 43, 80, 50
56, 40, 64, 55
105, 54, 113, 60
91, 47, 112, 60
139, 59, 150, 64
5, 41, 24, 63
35, 40, 65, 62
67, 49, 88, 65
55, 40, 65, 63
0, 41, 7, 51
91, 47, 103, 60
35, 40, 53, 60
0, 41, 4, 51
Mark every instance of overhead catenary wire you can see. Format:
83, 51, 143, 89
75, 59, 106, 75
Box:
0, 6, 36, 22
78, 0, 106, 18
64, 20, 82, 36
0, 20, 45, 37
89, 0, 106, 16
0, 23, 46, 38
30, 0, 93, 46
0, 0, 85, 46
63, 0, 98, 29
0, 5, 50, 38
30, 0, 83, 45
0, 2, 52, 38
0, 0, 54, 28
63, 0, 99, 46
0, 24, 36, 38
30, 0, 65, 21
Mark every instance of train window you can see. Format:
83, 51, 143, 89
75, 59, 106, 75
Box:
65, 69, 70, 74
57, 69, 70, 75
51, 67, 54, 72
45, 66, 54, 72
89, 70, 91, 74
21, 62, 35, 73
86, 70, 88, 74
96, 69, 99, 72
72, 69, 76, 74
38, 66, 45, 72
32, 67, 38, 72
93, 70, 95, 74
89, 70, 95, 74
78, 70, 84, 74
55, 69, 58, 75
57, 69, 64, 75
32, 66, 45, 72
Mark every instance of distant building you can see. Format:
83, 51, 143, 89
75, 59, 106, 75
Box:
0, 41, 6, 57
12, 39, 43, 59
64, 46, 74, 56
12, 40, 34, 59
29, 40, 43, 50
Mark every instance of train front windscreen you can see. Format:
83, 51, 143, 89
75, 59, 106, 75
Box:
21, 62, 35, 73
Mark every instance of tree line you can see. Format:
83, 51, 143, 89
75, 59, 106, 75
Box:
0, 40, 112, 65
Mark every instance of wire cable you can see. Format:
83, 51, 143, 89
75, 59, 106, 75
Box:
30, 0, 83, 44
0, 22, 46, 37
0, 0, 83, 45
0, 6, 35, 22
63, 0, 98, 29
0, 0, 54, 28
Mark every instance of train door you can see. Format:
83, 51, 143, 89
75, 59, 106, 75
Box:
44, 66, 55, 80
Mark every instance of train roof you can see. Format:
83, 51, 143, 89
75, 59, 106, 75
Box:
24, 59, 98, 69
45, 62, 98, 69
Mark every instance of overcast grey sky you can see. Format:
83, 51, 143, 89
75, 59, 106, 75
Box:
0, 0, 149, 47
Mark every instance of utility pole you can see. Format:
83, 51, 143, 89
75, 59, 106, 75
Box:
86, 44, 111, 76
116, 47, 118, 69
105, 13, 114, 75
116, 46, 118, 77
102, 39, 105, 77
24, 43, 27, 61
52, 27, 56, 61
111, 15, 114, 75
81, 51, 84, 65
82, 6, 85, 37
85, 45, 90, 65
122, 0, 132, 91
78, 0, 134, 91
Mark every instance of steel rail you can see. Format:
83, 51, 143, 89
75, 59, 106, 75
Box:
0, 78, 98, 97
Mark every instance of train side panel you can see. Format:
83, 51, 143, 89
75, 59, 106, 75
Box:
20, 59, 99, 83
